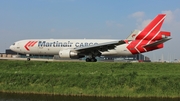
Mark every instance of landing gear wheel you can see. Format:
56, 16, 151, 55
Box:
91, 58, 97, 62
85, 58, 97, 62
86, 58, 91, 62
27, 57, 31, 61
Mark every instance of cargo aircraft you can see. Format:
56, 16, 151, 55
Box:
10, 14, 171, 62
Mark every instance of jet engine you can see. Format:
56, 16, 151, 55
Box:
59, 49, 84, 59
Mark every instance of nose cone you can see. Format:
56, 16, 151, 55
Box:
10, 45, 16, 52
9, 44, 17, 52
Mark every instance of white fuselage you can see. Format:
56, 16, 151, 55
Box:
10, 39, 132, 56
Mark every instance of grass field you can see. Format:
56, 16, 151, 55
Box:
0, 60, 180, 97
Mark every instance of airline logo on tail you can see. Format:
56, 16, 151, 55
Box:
127, 14, 171, 54
131, 34, 136, 38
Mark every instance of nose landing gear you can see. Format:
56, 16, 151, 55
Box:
26, 54, 31, 61
27, 57, 31, 61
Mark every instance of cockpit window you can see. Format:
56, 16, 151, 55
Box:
13, 43, 15, 45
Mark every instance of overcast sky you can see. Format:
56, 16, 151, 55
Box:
0, 0, 180, 61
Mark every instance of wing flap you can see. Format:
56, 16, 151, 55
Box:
144, 38, 171, 48
74, 40, 127, 52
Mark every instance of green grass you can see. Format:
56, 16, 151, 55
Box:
0, 60, 180, 97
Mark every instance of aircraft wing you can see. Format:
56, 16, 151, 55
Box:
144, 38, 172, 48
74, 40, 128, 52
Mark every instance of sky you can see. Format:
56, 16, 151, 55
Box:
0, 0, 180, 61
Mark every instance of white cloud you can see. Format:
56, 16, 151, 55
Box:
162, 10, 174, 23
106, 21, 123, 28
131, 9, 180, 31
129, 11, 147, 29
137, 19, 151, 30
130, 11, 151, 30
161, 9, 180, 32
131, 11, 145, 18
130, 11, 145, 22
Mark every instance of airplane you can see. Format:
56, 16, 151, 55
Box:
10, 14, 171, 62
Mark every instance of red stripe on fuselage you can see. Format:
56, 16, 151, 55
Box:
28, 41, 34, 47
24, 41, 32, 51
31, 41, 38, 47
24, 41, 38, 51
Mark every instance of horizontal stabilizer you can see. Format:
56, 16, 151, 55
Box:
144, 38, 172, 48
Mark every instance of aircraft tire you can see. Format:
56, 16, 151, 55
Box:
86, 58, 97, 62
27, 58, 31, 61
86, 58, 91, 62
91, 58, 97, 62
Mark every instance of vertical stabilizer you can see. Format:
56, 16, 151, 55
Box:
126, 14, 171, 54
126, 30, 141, 40
135, 14, 166, 40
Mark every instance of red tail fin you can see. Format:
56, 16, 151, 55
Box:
127, 14, 171, 54
136, 14, 166, 40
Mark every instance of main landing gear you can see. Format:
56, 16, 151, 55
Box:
86, 57, 97, 62
85, 51, 101, 62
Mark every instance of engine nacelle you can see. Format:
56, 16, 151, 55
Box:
59, 50, 84, 59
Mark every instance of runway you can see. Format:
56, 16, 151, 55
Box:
0, 57, 82, 62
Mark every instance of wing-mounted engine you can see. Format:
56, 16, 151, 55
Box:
59, 49, 84, 59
